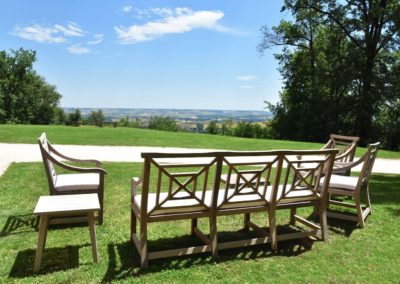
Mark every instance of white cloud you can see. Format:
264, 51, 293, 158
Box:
54, 22, 86, 37
12, 24, 66, 43
12, 22, 86, 44
67, 44, 90, 54
115, 7, 230, 44
236, 75, 257, 81
87, 34, 104, 45
122, 5, 133, 12
240, 85, 256, 89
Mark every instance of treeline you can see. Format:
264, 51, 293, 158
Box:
259, 0, 400, 150
206, 120, 271, 139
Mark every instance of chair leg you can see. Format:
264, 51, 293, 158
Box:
319, 206, 328, 241
139, 219, 148, 268
243, 213, 250, 231
365, 186, 372, 215
130, 209, 137, 241
289, 208, 296, 226
98, 191, 104, 225
355, 196, 365, 228
191, 218, 198, 235
209, 216, 218, 257
268, 208, 277, 252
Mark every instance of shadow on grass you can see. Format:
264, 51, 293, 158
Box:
102, 226, 314, 282
369, 174, 400, 204
8, 245, 85, 278
0, 214, 39, 237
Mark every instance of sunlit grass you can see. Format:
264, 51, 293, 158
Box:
0, 162, 399, 283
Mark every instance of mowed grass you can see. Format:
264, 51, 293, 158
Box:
0, 162, 399, 283
0, 124, 399, 159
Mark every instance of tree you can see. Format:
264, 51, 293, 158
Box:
0, 48, 62, 124
87, 110, 105, 127
206, 120, 219, 135
283, 0, 400, 143
148, 116, 180, 132
259, 0, 400, 147
68, 109, 82, 126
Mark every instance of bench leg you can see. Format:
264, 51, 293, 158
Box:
290, 208, 296, 226
243, 213, 250, 231
140, 219, 148, 268
88, 212, 99, 263
130, 209, 137, 240
209, 216, 218, 257
268, 208, 277, 252
191, 218, 198, 235
34, 215, 49, 273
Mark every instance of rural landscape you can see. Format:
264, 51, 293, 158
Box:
1, 0, 400, 283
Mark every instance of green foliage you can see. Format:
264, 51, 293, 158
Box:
260, 0, 400, 148
148, 116, 180, 132
0, 48, 62, 124
206, 120, 218, 135
86, 110, 105, 127
67, 109, 82, 126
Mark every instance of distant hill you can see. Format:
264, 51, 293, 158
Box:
62, 108, 272, 123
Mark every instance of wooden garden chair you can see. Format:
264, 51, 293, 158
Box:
38, 133, 107, 224
322, 134, 360, 175
320, 142, 380, 227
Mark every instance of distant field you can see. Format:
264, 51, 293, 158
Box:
0, 124, 398, 159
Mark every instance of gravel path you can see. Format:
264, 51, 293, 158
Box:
1, 143, 399, 176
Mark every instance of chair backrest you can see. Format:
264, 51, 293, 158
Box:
356, 142, 380, 192
38, 133, 58, 192
140, 153, 221, 216
270, 150, 336, 205
327, 134, 360, 162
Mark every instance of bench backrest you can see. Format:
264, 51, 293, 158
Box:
139, 149, 337, 216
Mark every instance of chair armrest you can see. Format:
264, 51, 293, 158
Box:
131, 177, 142, 198
47, 154, 107, 175
332, 157, 364, 174
48, 143, 102, 166
335, 143, 356, 162
321, 140, 333, 150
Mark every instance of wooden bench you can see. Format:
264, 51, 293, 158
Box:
130, 149, 337, 268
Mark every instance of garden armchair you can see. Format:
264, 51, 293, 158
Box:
38, 133, 107, 224
320, 142, 380, 227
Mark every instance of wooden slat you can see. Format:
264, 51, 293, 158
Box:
329, 199, 357, 208
276, 229, 319, 241
131, 233, 141, 252
293, 215, 321, 230
48, 216, 91, 225
193, 227, 211, 245
148, 245, 211, 260
160, 163, 212, 168
171, 171, 201, 177
362, 207, 371, 220
218, 237, 271, 250
248, 221, 268, 237
327, 211, 358, 221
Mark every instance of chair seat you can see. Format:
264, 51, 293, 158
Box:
321, 174, 359, 191
55, 173, 100, 192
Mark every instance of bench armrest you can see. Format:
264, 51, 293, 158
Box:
131, 177, 142, 198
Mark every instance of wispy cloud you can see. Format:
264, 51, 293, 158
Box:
236, 75, 257, 81
67, 44, 90, 54
240, 85, 256, 89
12, 24, 66, 43
115, 7, 238, 44
122, 5, 132, 12
11, 22, 86, 43
87, 34, 104, 45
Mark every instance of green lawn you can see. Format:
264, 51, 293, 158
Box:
0, 162, 399, 283
0, 124, 399, 159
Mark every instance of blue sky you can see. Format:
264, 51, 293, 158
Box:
0, 0, 285, 110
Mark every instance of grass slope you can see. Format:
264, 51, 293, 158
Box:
0, 162, 399, 283
0, 124, 399, 159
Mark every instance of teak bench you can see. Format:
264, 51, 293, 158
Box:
130, 149, 337, 268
